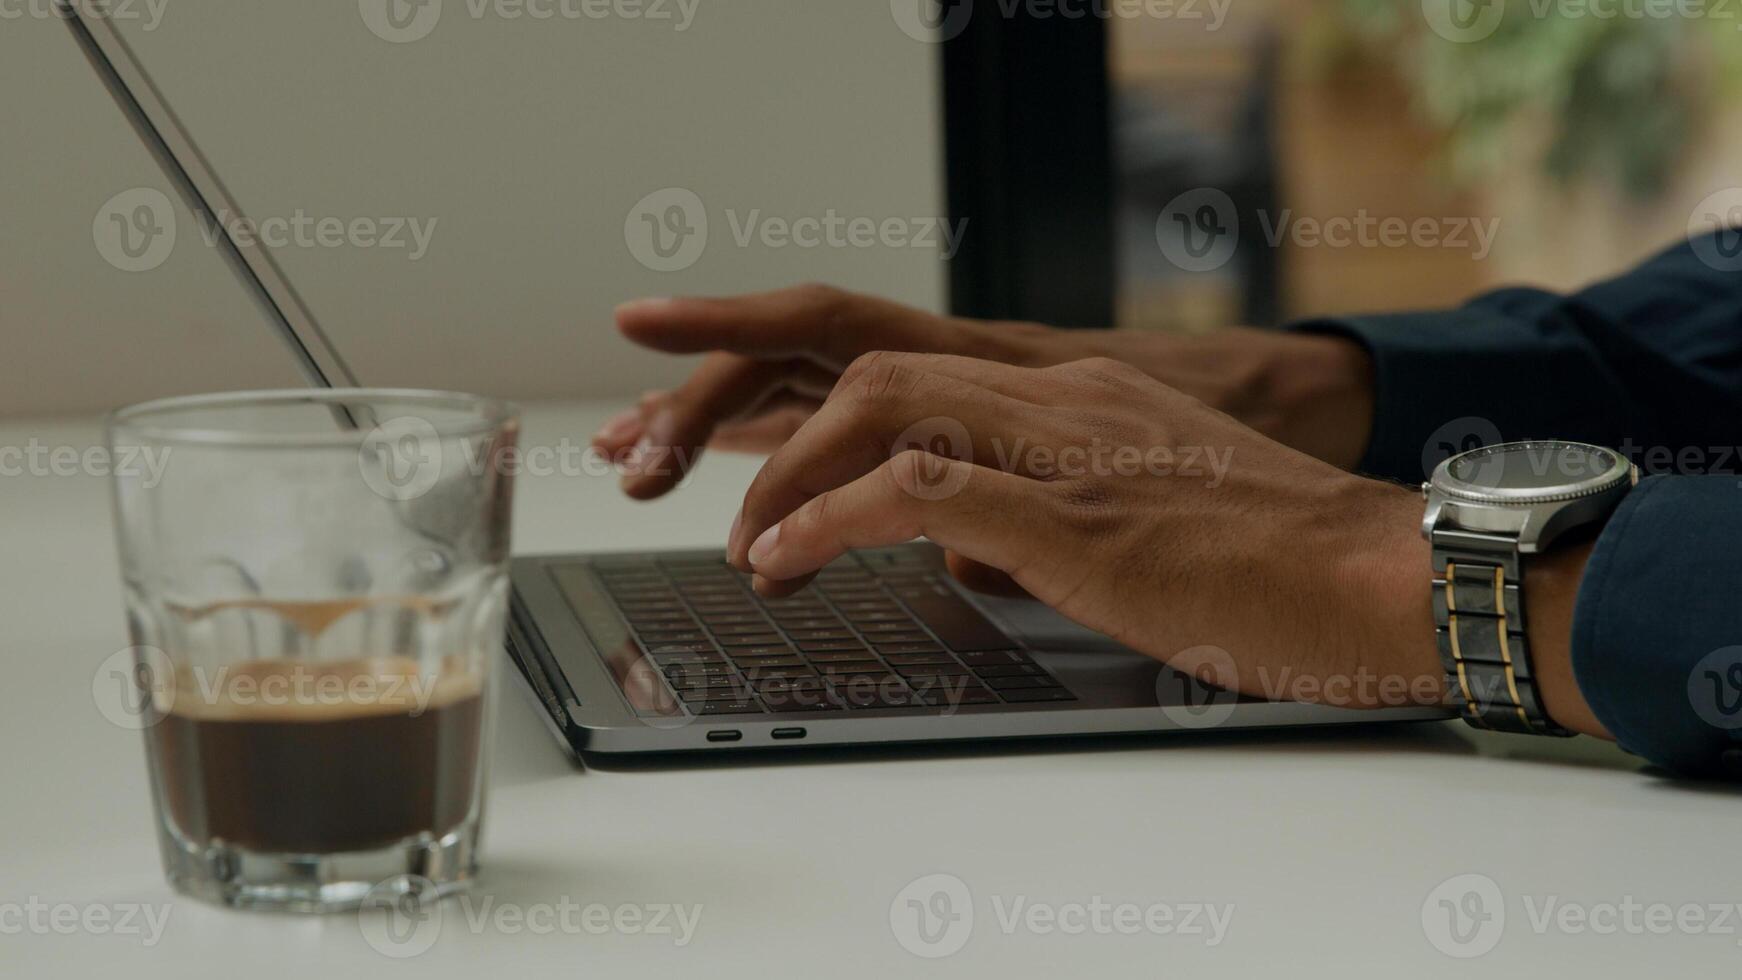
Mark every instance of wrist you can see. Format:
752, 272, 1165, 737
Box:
1331, 480, 1446, 708
1262, 334, 1375, 471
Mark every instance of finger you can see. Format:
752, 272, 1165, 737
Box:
745, 451, 1045, 594
590, 406, 645, 456
728, 353, 1059, 566
708, 398, 820, 454
616, 286, 941, 366
619, 355, 804, 499
945, 550, 1033, 600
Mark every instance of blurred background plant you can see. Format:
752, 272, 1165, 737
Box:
1311, 0, 1742, 199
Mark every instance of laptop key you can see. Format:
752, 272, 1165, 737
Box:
911, 685, 1000, 706
677, 686, 753, 702
956, 649, 1032, 667
690, 700, 766, 715
997, 687, 1077, 703
883, 652, 956, 666
972, 664, 1051, 678
983, 675, 1062, 690
727, 646, 798, 659
786, 629, 858, 642
732, 655, 806, 669
806, 651, 878, 664
717, 633, 787, 647
647, 642, 718, 655
894, 663, 972, 678
874, 643, 946, 656
797, 641, 868, 653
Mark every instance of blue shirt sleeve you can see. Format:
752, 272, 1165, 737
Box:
1290, 233, 1742, 484
1576, 476, 1742, 778
1288, 232, 1742, 778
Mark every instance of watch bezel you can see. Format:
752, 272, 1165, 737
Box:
1431, 440, 1635, 505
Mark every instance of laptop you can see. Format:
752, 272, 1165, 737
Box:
63, 2, 1449, 754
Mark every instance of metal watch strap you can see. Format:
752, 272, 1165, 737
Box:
1430, 529, 1573, 737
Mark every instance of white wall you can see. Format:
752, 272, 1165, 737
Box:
0, 2, 946, 417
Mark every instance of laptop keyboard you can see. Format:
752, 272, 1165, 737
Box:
592, 549, 1075, 715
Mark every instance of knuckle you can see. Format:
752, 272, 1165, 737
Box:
1049, 478, 1121, 536
793, 282, 852, 324
842, 350, 915, 405
885, 448, 937, 498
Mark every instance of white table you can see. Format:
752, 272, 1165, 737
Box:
4, 402, 1737, 978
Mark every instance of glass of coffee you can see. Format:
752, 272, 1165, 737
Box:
107, 389, 519, 912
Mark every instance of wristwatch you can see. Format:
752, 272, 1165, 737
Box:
1421, 440, 1637, 736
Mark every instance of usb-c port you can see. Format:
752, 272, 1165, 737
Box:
771, 727, 806, 740
706, 730, 743, 743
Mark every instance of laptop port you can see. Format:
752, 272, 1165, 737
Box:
771, 727, 807, 740
706, 730, 743, 743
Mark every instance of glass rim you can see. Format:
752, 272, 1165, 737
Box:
107, 388, 520, 448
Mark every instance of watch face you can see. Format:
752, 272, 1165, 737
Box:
1438, 441, 1630, 501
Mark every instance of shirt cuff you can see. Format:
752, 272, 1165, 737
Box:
1572, 476, 1742, 778
1289, 296, 1635, 483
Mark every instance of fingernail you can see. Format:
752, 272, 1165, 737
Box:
624, 435, 652, 473
645, 408, 675, 445
616, 297, 673, 318
596, 409, 639, 442
748, 523, 782, 566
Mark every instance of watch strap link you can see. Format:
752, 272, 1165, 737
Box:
1431, 534, 1573, 737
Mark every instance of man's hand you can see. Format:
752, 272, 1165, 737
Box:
725, 351, 1441, 709
593, 285, 1375, 500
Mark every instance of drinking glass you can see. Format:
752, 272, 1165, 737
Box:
107, 389, 518, 912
